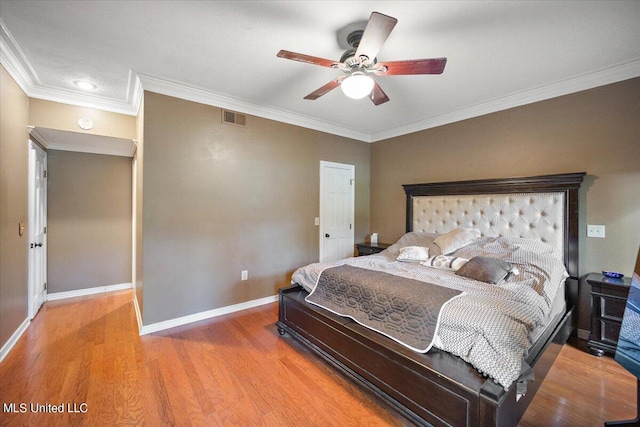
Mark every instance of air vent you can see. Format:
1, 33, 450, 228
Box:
222, 110, 246, 127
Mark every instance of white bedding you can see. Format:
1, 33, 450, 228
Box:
292, 232, 568, 389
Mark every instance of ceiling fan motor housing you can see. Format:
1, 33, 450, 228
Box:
340, 30, 375, 68
346, 30, 363, 48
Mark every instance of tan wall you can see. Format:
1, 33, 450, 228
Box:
141, 91, 370, 325
47, 151, 132, 293
370, 77, 640, 333
0, 66, 30, 349
29, 99, 136, 140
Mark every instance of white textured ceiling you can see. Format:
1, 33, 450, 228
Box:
2, 1, 639, 143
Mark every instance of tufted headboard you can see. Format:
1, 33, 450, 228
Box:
403, 173, 585, 280
410, 192, 566, 253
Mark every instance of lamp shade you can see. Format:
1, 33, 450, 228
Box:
341, 72, 374, 99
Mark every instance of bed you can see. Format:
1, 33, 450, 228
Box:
276, 172, 585, 427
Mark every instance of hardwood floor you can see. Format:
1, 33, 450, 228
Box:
0, 290, 636, 426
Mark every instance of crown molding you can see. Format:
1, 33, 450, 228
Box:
25, 80, 142, 116
370, 60, 640, 142
0, 19, 142, 116
138, 73, 372, 142
0, 20, 36, 95
4, 18, 639, 143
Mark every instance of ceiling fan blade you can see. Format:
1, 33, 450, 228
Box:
375, 58, 447, 75
277, 50, 338, 68
355, 12, 397, 66
304, 77, 344, 100
369, 81, 389, 106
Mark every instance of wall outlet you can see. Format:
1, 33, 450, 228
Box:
587, 225, 605, 238
241, 270, 248, 280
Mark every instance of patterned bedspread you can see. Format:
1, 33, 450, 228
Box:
292, 235, 567, 389
306, 265, 464, 352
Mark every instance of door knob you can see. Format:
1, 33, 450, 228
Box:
325, 233, 330, 238
35, 243, 43, 247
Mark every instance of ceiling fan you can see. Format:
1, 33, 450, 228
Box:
277, 11, 447, 106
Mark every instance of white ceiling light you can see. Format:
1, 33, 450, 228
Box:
73, 80, 97, 91
340, 72, 374, 99
77, 117, 94, 130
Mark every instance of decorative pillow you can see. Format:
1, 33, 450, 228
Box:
386, 232, 440, 257
433, 227, 481, 255
396, 246, 430, 263
421, 255, 469, 271
455, 256, 518, 284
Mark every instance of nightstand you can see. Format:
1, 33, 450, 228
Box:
586, 273, 631, 357
355, 242, 391, 256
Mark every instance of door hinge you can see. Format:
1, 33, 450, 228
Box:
43, 170, 47, 178
44, 282, 47, 291
44, 226, 47, 234
350, 223, 352, 230
350, 179, 354, 186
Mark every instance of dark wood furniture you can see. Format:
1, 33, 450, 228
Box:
355, 242, 391, 256
277, 172, 585, 427
587, 273, 632, 357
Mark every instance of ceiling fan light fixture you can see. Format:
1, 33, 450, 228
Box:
340, 72, 374, 99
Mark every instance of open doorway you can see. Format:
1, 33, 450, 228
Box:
28, 127, 135, 301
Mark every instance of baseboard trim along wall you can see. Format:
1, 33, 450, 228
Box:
47, 282, 133, 301
139, 294, 278, 335
1, 288, 276, 362
0, 317, 30, 363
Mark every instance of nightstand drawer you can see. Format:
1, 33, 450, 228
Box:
600, 297, 626, 321
358, 246, 377, 256
355, 242, 391, 257
586, 273, 631, 356
600, 319, 622, 345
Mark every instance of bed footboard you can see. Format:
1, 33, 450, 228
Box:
277, 284, 571, 427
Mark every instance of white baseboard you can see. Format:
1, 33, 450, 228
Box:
47, 282, 133, 301
1, 288, 275, 362
577, 328, 590, 340
0, 317, 30, 363
139, 294, 278, 335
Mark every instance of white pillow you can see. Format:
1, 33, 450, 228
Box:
396, 246, 430, 263
433, 227, 481, 254
421, 255, 469, 271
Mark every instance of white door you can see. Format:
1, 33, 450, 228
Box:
320, 161, 355, 262
28, 141, 47, 318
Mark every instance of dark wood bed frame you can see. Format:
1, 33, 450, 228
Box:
277, 172, 586, 426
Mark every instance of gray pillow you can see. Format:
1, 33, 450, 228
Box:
455, 256, 514, 284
